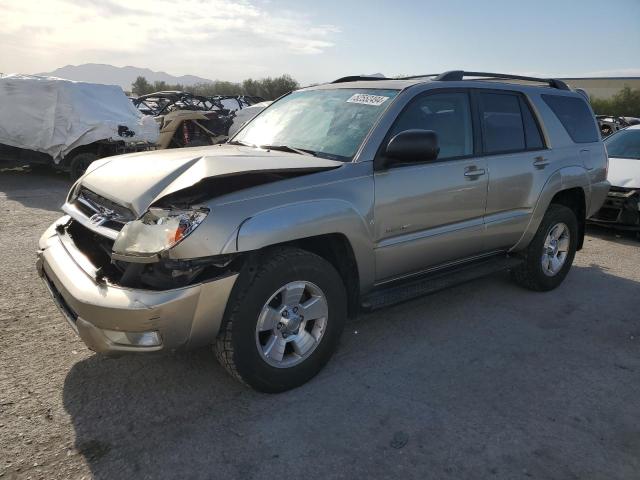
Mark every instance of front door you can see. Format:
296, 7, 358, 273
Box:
373, 91, 488, 282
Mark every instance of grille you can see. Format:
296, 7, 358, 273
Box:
592, 207, 621, 222
608, 186, 634, 194
74, 188, 135, 231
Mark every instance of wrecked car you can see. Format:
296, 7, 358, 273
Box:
131, 91, 264, 148
590, 125, 640, 237
596, 115, 640, 137
37, 71, 609, 392
0, 74, 158, 179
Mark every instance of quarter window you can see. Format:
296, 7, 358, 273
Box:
389, 92, 473, 159
542, 94, 599, 143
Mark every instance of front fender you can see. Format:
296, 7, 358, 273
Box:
228, 199, 375, 289
511, 166, 589, 252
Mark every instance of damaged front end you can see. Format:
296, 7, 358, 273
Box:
59, 187, 244, 291
37, 191, 243, 353
37, 146, 344, 353
590, 186, 640, 231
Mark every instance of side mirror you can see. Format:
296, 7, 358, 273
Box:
384, 129, 439, 168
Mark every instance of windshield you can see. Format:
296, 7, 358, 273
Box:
605, 129, 640, 160
233, 88, 399, 160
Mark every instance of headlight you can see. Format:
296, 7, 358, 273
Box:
113, 208, 209, 258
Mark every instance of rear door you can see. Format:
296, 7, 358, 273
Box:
373, 90, 489, 282
476, 90, 549, 250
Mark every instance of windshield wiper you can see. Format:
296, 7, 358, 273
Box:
228, 139, 257, 147
260, 144, 318, 157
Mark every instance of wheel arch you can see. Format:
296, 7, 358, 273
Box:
549, 187, 586, 250
227, 199, 374, 314
512, 166, 589, 252
258, 234, 361, 318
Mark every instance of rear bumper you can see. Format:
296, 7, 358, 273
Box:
36, 219, 238, 354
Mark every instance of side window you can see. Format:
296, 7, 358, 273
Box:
520, 98, 544, 149
478, 92, 525, 154
541, 94, 599, 143
389, 92, 473, 159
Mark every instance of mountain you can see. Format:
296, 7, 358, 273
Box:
38, 64, 213, 91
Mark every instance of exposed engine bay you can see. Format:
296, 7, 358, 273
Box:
62, 218, 243, 290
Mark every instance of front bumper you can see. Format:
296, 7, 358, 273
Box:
36, 218, 238, 354
589, 186, 640, 231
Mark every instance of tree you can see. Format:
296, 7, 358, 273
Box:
131, 76, 153, 96
131, 74, 301, 100
591, 86, 640, 117
242, 75, 299, 99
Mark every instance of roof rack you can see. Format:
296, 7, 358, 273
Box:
400, 70, 570, 90
331, 71, 570, 90
331, 75, 389, 83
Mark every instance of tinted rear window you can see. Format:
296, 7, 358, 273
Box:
542, 94, 599, 143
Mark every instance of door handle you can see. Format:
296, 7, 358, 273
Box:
533, 156, 550, 168
464, 167, 486, 178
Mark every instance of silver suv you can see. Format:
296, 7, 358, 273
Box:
37, 71, 609, 392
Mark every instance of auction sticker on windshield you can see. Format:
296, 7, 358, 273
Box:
346, 93, 390, 106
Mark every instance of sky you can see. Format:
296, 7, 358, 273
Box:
1, 0, 639, 85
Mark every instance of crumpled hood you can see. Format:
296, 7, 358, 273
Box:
608, 157, 640, 189
79, 144, 343, 215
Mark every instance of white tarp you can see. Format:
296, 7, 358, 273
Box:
0, 74, 159, 163
228, 101, 272, 137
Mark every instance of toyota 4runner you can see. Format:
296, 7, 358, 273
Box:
37, 71, 609, 392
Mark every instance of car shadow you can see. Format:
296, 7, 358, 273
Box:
0, 164, 71, 212
62, 264, 640, 479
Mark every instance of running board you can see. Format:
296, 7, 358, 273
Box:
361, 255, 523, 311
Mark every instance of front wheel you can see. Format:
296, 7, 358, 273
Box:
511, 204, 578, 291
215, 248, 347, 392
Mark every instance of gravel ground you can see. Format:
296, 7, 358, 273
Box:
1, 165, 639, 480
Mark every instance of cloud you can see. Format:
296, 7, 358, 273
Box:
0, 0, 339, 79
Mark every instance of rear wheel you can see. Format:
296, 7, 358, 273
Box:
69, 152, 98, 180
511, 204, 578, 291
215, 248, 347, 392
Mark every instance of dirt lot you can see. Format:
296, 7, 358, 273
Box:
1, 165, 639, 480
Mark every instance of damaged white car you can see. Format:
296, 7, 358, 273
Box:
590, 125, 640, 237
0, 74, 159, 179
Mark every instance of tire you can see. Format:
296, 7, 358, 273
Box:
216, 247, 347, 392
69, 152, 98, 180
600, 125, 613, 137
511, 204, 578, 291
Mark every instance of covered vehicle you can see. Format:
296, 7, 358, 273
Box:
131, 91, 264, 148
0, 74, 159, 178
590, 125, 640, 236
